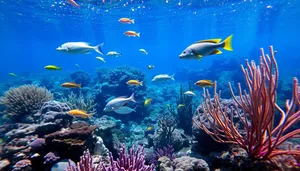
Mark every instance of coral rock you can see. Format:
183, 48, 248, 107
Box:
173, 156, 209, 171
158, 156, 174, 171
0, 159, 10, 170
12, 159, 32, 171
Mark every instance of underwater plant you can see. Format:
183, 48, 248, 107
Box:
156, 115, 177, 147
0, 84, 53, 122
61, 91, 97, 115
149, 144, 176, 164
67, 144, 154, 171
167, 83, 196, 135
193, 46, 300, 168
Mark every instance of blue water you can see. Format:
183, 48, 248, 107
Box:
0, 0, 299, 82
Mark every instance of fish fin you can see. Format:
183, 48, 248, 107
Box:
136, 33, 140, 37
119, 52, 122, 56
209, 49, 223, 55
194, 39, 222, 44
77, 84, 81, 88
94, 43, 104, 55
133, 106, 137, 112
58, 67, 62, 70
129, 93, 137, 103
140, 81, 143, 86
222, 35, 233, 51
131, 19, 135, 24
171, 74, 175, 81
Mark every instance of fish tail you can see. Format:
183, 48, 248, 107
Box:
77, 84, 81, 88
94, 43, 104, 55
171, 74, 175, 81
140, 81, 143, 86
222, 35, 233, 51
119, 52, 122, 56
58, 67, 62, 70
137, 33, 140, 37
131, 19, 135, 24
129, 93, 137, 103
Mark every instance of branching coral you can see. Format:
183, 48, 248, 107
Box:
156, 115, 177, 147
67, 144, 154, 171
150, 144, 176, 164
193, 46, 300, 168
61, 91, 97, 115
0, 84, 53, 122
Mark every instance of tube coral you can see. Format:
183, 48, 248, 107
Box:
193, 46, 300, 167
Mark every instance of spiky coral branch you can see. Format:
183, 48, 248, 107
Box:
193, 46, 300, 164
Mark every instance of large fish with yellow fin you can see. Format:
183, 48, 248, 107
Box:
179, 35, 233, 60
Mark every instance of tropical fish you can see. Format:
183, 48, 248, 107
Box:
75, 64, 80, 68
139, 49, 148, 55
114, 106, 136, 115
179, 35, 233, 60
194, 80, 215, 87
56, 42, 104, 55
124, 31, 140, 37
44, 65, 62, 70
118, 18, 135, 24
184, 91, 196, 96
177, 104, 185, 109
66, 109, 91, 118
61, 82, 81, 88
148, 65, 154, 69
104, 93, 136, 112
106, 51, 122, 57
96, 56, 106, 63
67, 0, 80, 7
31, 153, 41, 158
146, 126, 154, 131
9, 73, 17, 77
144, 98, 152, 107
152, 74, 175, 82
126, 80, 143, 86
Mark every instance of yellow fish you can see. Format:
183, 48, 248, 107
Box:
126, 80, 143, 86
144, 98, 152, 107
146, 126, 153, 131
177, 104, 185, 109
61, 82, 81, 88
45, 65, 62, 70
9, 73, 17, 77
194, 80, 215, 87
66, 109, 91, 119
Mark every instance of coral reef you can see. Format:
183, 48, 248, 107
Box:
193, 46, 300, 169
157, 156, 209, 171
70, 71, 91, 87
0, 84, 53, 123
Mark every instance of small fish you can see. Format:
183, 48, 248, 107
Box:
146, 126, 153, 131
16, 153, 26, 158
179, 35, 233, 60
114, 106, 136, 115
152, 74, 175, 82
66, 109, 92, 119
75, 64, 80, 68
139, 49, 148, 55
148, 65, 154, 69
124, 31, 140, 37
61, 82, 81, 88
44, 65, 62, 70
106, 51, 122, 57
56, 42, 104, 55
9, 73, 17, 77
67, 0, 80, 7
177, 104, 185, 109
126, 80, 143, 86
104, 93, 136, 112
96, 56, 106, 63
184, 91, 196, 97
194, 80, 215, 87
144, 98, 152, 107
31, 153, 41, 158
118, 18, 135, 24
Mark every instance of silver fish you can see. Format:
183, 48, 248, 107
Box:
152, 74, 175, 82
179, 35, 233, 60
106, 51, 122, 57
184, 91, 196, 96
103, 93, 136, 112
114, 106, 136, 115
56, 42, 104, 55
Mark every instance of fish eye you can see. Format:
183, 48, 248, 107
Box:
183, 51, 186, 54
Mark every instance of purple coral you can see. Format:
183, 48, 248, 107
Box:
12, 159, 32, 171
44, 151, 60, 165
67, 144, 154, 171
150, 145, 176, 164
